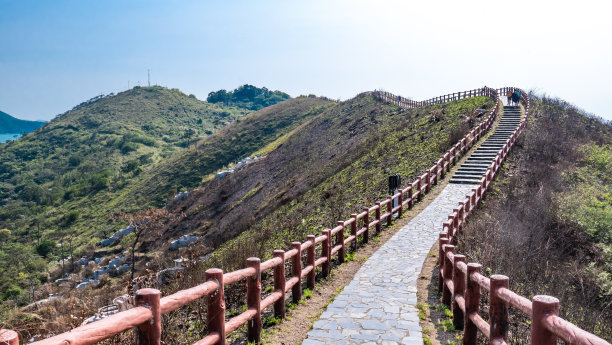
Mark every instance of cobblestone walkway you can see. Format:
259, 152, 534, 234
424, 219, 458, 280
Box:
303, 183, 476, 345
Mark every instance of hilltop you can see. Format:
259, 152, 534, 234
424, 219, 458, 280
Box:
0, 110, 45, 134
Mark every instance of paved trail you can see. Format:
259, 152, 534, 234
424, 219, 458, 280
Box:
303, 183, 476, 345
304, 98, 516, 344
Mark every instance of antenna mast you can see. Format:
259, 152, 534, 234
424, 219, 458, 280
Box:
148, 69, 150, 87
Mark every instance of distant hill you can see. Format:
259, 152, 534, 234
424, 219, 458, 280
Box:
207, 84, 291, 110
0, 110, 45, 133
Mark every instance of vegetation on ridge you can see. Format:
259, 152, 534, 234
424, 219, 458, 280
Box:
206, 84, 291, 110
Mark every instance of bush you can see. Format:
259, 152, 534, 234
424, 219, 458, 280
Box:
120, 142, 139, 154
65, 210, 79, 225
35, 239, 56, 258
1, 284, 24, 301
122, 159, 140, 173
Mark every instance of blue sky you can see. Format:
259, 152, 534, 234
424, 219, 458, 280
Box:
1, 0, 611, 121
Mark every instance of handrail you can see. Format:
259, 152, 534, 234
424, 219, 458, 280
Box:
438, 88, 611, 345
10, 86, 502, 345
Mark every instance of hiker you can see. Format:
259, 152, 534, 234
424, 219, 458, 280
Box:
511, 91, 519, 106
506, 90, 512, 105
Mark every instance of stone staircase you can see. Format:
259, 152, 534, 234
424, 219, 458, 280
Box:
450, 105, 521, 184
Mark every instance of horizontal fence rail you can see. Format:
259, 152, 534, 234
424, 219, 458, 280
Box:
2, 87, 517, 345
437, 88, 611, 345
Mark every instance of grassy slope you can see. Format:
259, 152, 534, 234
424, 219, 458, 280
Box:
0, 110, 45, 133
156, 94, 493, 272
123, 96, 335, 209
457, 97, 612, 341
0, 86, 252, 300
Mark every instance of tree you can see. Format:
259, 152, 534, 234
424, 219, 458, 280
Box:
117, 208, 171, 282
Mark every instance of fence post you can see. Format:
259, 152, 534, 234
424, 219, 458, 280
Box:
336, 221, 345, 263
135, 288, 161, 345
452, 255, 466, 330
273, 250, 286, 319
291, 242, 302, 303
350, 214, 358, 252
425, 170, 431, 193
407, 186, 413, 209
306, 235, 316, 289
363, 207, 370, 243
438, 235, 449, 293
398, 191, 403, 218
442, 244, 455, 306
375, 202, 382, 234
206, 268, 226, 345
386, 196, 393, 226
464, 263, 482, 345
246, 258, 262, 344
489, 275, 509, 344
322, 229, 331, 277
531, 295, 559, 345
433, 164, 439, 185
0, 330, 18, 345
416, 178, 422, 201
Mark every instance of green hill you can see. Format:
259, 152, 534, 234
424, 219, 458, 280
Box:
0, 110, 45, 134
0, 87, 336, 303
0, 86, 249, 300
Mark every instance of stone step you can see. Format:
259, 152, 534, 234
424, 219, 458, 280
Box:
467, 157, 495, 161
449, 178, 481, 184
461, 163, 491, 169
452, 176, 483, 182
473, 149, 500, 153
454, 170, 485, 176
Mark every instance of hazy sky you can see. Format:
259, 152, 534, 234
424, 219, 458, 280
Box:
1, 0, 611, 121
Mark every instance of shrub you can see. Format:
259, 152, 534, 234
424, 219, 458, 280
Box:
35, 239, 56, 258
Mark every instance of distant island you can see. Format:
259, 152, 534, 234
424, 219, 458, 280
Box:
0, 110, 46, 134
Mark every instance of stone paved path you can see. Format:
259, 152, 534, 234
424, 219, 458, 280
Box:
304, 183, 477, 345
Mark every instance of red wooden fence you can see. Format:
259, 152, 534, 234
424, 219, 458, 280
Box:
2, 86, 581, 345
437, 88, 611, 345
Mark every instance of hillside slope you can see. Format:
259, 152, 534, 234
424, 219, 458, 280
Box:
0, 88, 337, 304
458, 97, 612, 341
142, 94, 494, 274
121, 96, 335, 209
0, 86, 250, 300
0, 110, 45, 133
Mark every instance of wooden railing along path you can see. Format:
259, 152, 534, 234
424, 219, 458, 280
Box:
1, 86, 499, 345
437, 88, 611, 345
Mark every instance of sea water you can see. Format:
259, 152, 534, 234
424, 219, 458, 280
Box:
0, 133, 22, 143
